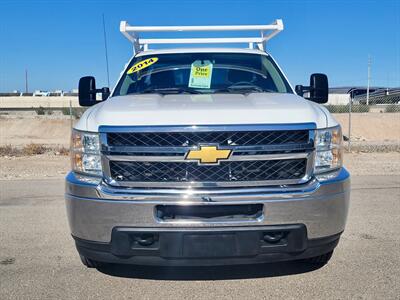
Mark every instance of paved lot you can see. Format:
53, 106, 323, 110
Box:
0, 175, 399, 299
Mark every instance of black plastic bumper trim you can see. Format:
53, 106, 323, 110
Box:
73, 225, 342, 266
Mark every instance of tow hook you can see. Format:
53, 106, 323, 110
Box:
134, 234, 156, 246
263, 232, 285, 243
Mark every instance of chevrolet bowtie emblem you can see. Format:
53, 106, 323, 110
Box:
185, 145, 232, 165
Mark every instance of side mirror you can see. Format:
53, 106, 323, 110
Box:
78, 76, 110, 106
295, 73, 329, 104
309, 73, 328, 103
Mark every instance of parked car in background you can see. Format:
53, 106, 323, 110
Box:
33, 90, 50, 96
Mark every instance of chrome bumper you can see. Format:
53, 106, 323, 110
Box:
65, 168, 350, 243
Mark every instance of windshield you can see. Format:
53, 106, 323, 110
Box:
113, 53, 293, 96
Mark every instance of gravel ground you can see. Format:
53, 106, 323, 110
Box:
0, 154, 69, 180
334, 113, 400, 143
0, 116, 73, 147
343, 152, 400, 175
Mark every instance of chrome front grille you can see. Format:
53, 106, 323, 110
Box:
100, 124, 316, 188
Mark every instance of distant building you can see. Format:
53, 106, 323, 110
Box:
328, 87, 383, 105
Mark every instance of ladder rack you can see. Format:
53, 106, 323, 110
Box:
120, 20, 284, 53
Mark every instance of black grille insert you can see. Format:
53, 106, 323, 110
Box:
110, 159, 307, 183
156, 204, 263, 221
107, 130, 309, 147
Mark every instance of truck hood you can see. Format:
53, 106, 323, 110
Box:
77, 93, 337, 132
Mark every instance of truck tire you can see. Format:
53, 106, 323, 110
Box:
79, 255, 104, 268
303, 250, 333, 265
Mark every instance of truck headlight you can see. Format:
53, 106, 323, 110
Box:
71, 129, 102, 176
314, 126, 343, 174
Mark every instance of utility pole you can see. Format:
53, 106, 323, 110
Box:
348, 90, 352, 152
25, 69, 28, 93
366, 55, 371, 105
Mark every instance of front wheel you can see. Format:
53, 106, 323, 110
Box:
302, 250, 334, 265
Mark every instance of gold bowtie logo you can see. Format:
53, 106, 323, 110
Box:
186, 145, 232, 165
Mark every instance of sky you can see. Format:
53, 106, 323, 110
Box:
0, 0, 399, 92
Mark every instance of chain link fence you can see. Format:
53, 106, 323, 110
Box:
326, 88, 400, 152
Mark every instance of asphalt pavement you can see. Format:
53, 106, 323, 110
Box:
0, 175, 399, 299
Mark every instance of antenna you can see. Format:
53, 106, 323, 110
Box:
102, 13, 110, 87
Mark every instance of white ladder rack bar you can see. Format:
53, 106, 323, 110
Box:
120, 20, 283, 53
123, 23, 283, 32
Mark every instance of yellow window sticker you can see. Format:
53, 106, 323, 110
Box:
188, 60, 213, 89
127, 57, 158, 74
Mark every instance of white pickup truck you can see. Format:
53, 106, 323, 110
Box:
65, 20, 350, 268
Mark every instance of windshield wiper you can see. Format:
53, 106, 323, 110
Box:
139, 87, 203, 95
213, 86, 274, 94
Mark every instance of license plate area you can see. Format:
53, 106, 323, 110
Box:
182, 232, 260, 258
110, 225, 308, 258
155, 204, 263, 223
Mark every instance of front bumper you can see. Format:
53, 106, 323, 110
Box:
65, 168, 350, 243
74, 225, 342, 266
